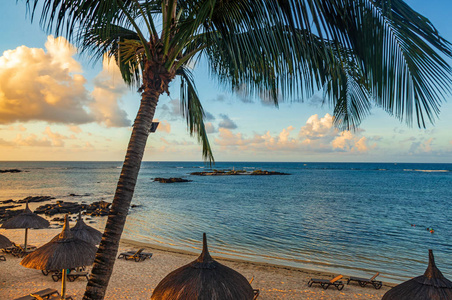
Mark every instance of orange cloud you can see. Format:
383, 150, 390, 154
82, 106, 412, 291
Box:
90, 59, 130, 127
0, 36, 93, 124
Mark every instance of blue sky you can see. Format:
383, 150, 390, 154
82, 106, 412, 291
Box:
0, 1, 451, 162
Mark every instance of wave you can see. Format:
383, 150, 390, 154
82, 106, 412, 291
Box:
403, 169, 450, 173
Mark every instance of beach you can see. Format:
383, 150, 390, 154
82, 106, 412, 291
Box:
0, 227, 392, 300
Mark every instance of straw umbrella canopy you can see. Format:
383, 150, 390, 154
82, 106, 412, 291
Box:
1, 201, 49, 251
0, 233, 12, 249
151, 233, 255, 300
51, 212, 102, 245
382, 250, 452, 300
21, 215, 97, 300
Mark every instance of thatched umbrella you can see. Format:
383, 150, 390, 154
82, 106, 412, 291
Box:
151, 233, 255, 300
382, 250, 452, 300
0, 233, 12, 249
1, 201, 49, 251
21, 215, 97, 300
51, 212, 102, 245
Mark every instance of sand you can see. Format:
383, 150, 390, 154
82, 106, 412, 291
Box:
0, 227, 392, 299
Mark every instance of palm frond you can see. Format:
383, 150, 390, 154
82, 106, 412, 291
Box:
80, 24, 143, 88
177, 66, 214, 163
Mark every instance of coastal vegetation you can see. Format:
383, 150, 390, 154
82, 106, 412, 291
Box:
22, 1, 452, 299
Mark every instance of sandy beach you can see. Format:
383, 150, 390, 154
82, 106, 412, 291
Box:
0, 227, 393, 300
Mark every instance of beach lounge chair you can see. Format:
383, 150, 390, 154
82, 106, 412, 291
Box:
308, 275, 345, 290
0, 255, 5, 261
117, 248, 152, 262
347, 272, 382, 289
67, 271, 89, 282
13, 288, 60, 300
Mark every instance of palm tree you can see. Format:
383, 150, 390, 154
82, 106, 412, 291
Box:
24, 1, 451, 299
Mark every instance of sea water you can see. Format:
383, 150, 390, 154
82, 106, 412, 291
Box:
0, 161, 451, 283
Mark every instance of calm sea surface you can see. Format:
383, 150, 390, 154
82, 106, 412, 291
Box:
1, 161, 451, 283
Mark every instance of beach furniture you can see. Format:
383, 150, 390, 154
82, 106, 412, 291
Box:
51, 270, 89, 282
20, 215, 97, 300
0, 255, 5, 261
13, 288, 60, 300
1, 201, 49, 253
347, 272, 382, 289
118, 248, 152, 262
11, 243, 37, 258
308, 275, 345, 290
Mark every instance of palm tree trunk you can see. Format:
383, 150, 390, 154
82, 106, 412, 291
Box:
82, 87, 161, 300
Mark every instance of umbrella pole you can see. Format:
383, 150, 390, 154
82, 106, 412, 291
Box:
24, 228, 28, 252
61, 268, 67, 299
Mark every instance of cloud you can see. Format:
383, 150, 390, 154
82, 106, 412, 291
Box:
409, 138, 434, 154
205, 122, 216, 134
218, 114, 238, 129
0, 36, 94, 125
332, 131, 369, 152
14, 134, 52, 147
68, 125, 82, 134
153, 120, 171, 133
214, 113, 371, 154
43, 126, 67, 147
6, 125, 27, 131
89, 59, 131, 127
0, 138, 13, 147
0, 36, 131, 128
204, 111, 215, 121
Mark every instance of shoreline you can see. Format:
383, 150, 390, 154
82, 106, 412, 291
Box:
0, 227, 393, 299
121, 237, 398, 288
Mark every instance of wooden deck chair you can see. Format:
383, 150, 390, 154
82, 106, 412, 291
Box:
347, 272, 382, 289
14, 288, 59, 300
308, 275, 345, 290
118, 248, 146, 262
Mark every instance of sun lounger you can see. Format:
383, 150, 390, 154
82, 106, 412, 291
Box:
347, 272, 382, 289
13, 288, 59, 300
67, 271, 89, 282
308, 275, 345, 290
11, 244, 37, 258
0, 255, 6, 261
117, 248, 152, 262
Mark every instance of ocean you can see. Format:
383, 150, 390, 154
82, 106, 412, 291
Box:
0, 161, 451, 283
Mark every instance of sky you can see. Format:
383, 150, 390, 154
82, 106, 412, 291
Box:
0, 1, 451, 163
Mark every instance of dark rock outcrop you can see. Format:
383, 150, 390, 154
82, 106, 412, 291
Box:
17, 196, 55, 203
153, 177, 192, 183
190, 169, 290, 176
0, 169, 22, 173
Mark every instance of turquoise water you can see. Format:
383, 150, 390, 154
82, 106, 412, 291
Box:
1, 161, 451, 283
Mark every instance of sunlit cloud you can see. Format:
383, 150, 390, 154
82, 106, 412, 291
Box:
0, 36, 131, 128
90, 59, 130, 127
14, 134, 52, 147
153, 119, 171, 133
0, 36, 93, 125
43, 126, 67, 147
6, 125, 27, 131
68, 125, 82, 134
214, 113, 371, 154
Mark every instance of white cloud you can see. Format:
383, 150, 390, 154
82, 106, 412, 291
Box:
214, 113, 371, 154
